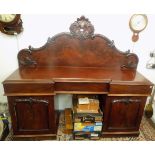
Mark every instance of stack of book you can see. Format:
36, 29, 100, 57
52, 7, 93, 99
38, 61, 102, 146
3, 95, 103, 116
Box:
73, 95, 103, 140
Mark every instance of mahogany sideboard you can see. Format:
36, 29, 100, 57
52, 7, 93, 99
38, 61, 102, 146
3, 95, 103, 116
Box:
2, 16, 153, 139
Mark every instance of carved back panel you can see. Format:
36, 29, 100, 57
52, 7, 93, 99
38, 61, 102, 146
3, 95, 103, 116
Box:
18, 16, 138, 70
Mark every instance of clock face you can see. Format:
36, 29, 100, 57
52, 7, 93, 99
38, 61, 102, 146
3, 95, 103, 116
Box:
0, 14, 16, 23
129, 14, 148, 33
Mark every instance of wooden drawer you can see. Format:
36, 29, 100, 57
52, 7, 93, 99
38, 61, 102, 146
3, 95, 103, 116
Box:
55, 82, 109, 93
3, 82, 54, 95
109, 84, 152, 95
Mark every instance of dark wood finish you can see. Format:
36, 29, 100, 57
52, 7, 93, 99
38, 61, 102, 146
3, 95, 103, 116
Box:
102, 131, 140, 137
103, 96, 146, 133
69, 16, 95, 39
17, 35, 138, 69
17, 16, 138, 70
109, 83, 152, 95
4, 67, 151, 84
2, 16, 153, 139
55, 82, 109, 92
3, 82, 54, 95
7, 96, 56, 135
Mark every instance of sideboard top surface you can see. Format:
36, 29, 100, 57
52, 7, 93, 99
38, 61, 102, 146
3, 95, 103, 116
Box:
3, 67, 152, 85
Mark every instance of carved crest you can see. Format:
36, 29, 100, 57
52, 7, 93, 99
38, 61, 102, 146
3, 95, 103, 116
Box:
69, 16, 94, 39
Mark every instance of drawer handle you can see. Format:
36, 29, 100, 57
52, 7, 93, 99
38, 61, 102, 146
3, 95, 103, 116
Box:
112, 98, 141, 104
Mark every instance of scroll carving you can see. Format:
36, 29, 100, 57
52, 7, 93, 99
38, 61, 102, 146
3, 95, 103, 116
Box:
18, 49, 37, 67
112, 98, 141, 104
14, 98, 49, 105
121, 52, 139, 70
69, 16, 94, 39
108, 40, 115, 48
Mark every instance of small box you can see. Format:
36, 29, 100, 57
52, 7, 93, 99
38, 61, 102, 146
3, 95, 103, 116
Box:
74, 131, 101, 140
73, 110, 103, 123
77, 99, 99, 113
74, 122, 102, 132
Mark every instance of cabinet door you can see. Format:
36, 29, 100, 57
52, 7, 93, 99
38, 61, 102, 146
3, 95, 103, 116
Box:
104, 96, 146, 132
8, 96, 56, 135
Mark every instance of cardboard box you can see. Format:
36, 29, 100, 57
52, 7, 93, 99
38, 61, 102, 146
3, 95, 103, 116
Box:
77, 99, 99, 113
73, 97, 100, 113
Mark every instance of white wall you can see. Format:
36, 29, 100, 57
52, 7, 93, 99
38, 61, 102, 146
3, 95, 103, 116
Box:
0, 14, 155, 119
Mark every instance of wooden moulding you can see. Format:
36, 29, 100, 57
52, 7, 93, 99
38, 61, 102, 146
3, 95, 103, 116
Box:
54, 91, 108, 94
3, 83, 54, 94
12, 134, 57, 140
13, 134, 56, 137
4, 93, 55, 96
109, 84, 152, 95
108, 94, 151, 97
55, 82, 109, 92
102, 131, 140, 137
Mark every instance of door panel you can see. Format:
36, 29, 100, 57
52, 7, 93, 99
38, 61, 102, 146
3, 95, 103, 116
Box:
104, 96, 146, 132
15, 100, 49, 130
8, 96, 56, 135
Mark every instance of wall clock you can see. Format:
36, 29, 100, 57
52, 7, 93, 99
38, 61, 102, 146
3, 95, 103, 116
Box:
0, 14, 23, 35
129, 14, 148, 42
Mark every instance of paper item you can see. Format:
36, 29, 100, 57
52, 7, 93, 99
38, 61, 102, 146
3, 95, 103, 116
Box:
78, 97, 90, 104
